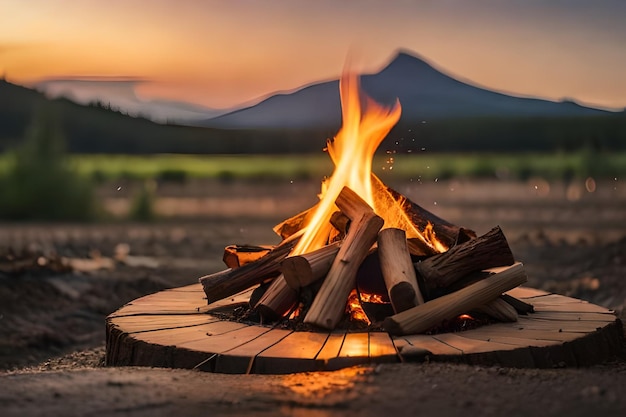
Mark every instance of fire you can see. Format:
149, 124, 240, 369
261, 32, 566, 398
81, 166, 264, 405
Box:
346, 289, 370, 324
292, 70, 447, 256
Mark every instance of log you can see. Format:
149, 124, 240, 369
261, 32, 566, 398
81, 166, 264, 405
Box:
222, 245, 273, 269
273, 205, 317, 240
254, 275, 299, 322
200, 231, 301, 304
415, 226, 514, 295
281, 241, 341, 289
304, 187, 384, 329
500, 293, 535, 315
328, 211, 350, 243
384, 262, 527, 335
473, 297, 518, 322
372, 175, 474, 250
377, 228, 424, 313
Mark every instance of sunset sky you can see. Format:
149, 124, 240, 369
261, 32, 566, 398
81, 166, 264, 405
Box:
2, 0, 625, 111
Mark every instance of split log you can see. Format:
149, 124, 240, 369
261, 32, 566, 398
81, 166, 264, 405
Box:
304, 187, 384, 329
500, 293, 535, 315
200, 231, 302, 304
328, 211, 350, 243
223, 245, 273, 269
254, 275, 299, 322
473, 297, 518, 322
415, 226, 514, 296
377, 228, 424, 313
384, 262, 527, 335
281, 241, 341, 289
372, 175, 474, 250
273, 205, 317, 240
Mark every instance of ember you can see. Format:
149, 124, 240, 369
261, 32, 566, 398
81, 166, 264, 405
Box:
199, 69, 529, 335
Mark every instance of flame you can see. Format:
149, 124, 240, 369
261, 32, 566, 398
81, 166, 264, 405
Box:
292, 70, 447, 256
359, 292, 386, 304
346, 289, 370, 324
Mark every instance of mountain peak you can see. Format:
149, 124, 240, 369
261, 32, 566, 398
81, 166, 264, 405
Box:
379, 49, 435, 74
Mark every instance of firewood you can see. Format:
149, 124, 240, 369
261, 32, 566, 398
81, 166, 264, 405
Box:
223, 245, 273, 269
304, 187, 384, 329
384, 262, 527, 335
200, 231, 302, 304
372, 175, 474, 250
281, 241, 341, 289
473, 297, 518, 322
500, 293, 535, 315
273, 205, 317, 240
329, 211, 350, 243
415, 226, 514, 296
254, 275, 299, 322
377, 228, 424, 313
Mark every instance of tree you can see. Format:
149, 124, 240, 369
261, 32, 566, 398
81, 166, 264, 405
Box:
0, 106, 98, 220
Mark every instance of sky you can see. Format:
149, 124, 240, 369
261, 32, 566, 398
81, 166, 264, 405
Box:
2, 0, 626, 112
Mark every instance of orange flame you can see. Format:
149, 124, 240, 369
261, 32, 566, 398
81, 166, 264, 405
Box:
293, 70, 447, 256
347, 289, 370, 324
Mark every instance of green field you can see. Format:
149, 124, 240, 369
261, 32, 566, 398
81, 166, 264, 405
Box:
1, 151, 624, 182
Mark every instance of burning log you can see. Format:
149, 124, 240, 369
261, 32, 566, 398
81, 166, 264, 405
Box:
273, 205, 317, 240
254, 274, 299, 321
329, 211, 350, 242
377, 228, 424, 313
384, 262, 527, 335
304, 187, 384, 329
372, 175, 473, 254
281, 241, 341, 289
200, 231, 301, 304
415, 226, 514, 297
222, 245, 272, 269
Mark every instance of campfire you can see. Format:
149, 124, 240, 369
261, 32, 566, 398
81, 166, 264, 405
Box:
200, 70, 530, 336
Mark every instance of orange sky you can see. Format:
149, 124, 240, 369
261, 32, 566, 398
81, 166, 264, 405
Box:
2, 0, 625, 110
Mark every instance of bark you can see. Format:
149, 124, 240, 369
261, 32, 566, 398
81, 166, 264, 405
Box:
377, 228, 424, 313
384, 262, 527, 335
415, 226, 515, 296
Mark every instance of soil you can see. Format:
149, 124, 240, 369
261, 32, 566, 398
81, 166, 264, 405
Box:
1, 178, 625, 416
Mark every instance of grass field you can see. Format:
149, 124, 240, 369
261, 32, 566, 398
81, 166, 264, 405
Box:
1, 151, 624, 181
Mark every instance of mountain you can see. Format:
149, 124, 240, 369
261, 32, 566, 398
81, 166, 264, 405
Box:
1, 77, 623, 155
199, 50, 608, 129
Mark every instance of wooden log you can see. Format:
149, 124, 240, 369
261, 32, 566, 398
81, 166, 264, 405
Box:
500, 294, 535, 315
384, 262, 527, 335
304, 187, 384, 330
328, 211, 350, 243
377, 228, 424, 313
415, 226, 514, 294
199, 231, 301, 304
254, 275, 299, 322
273, 205, 316, 240
222, 245, 273, 269
473, 297, 518, 322
372, 175, 474, 250
281, 241, 341, 289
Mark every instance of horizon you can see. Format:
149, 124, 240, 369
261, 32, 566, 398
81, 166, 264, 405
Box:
2, 1, 626, 114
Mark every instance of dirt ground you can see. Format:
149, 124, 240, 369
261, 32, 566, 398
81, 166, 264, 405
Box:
1, 178, 625, 416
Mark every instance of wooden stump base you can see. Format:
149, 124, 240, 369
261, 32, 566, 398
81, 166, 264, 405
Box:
106, 284, 623, 374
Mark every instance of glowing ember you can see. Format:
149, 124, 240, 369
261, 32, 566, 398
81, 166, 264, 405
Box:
292, 70, 447, 256
346, 289, 370, 324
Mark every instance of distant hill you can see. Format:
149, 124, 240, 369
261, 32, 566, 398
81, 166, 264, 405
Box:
0, 79, 325, 154
200, 50, 609, 129
35, 78, 227, 123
